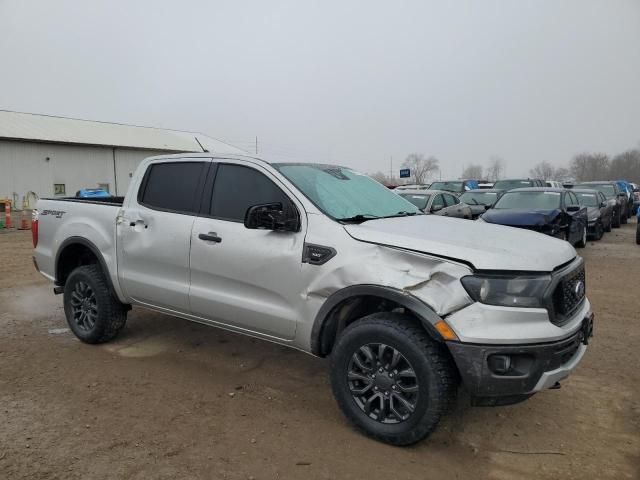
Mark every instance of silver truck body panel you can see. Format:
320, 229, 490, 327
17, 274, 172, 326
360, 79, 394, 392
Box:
343, 214, 576, 271
34, 150, 591, 396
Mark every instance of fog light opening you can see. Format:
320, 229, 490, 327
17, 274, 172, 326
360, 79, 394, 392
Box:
488, 354, 512, 375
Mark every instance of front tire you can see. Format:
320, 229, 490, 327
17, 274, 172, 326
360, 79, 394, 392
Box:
636, 222, 640, 245
63, 265, 127, 344
613, 209, 621, 228
330, 313, 457, 446
593, 221, 604, 241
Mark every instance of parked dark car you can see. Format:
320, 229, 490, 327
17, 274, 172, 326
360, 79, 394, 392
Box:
492, 178, 546, 190
429, 179, 479, 194
616, 180, 634, 219
480, 188, 588, 247
459, 189, 505, 219
636, 207, 640, 245
573, 189, 613, 240
574, 181, 628, 227
397, 189, 472, 219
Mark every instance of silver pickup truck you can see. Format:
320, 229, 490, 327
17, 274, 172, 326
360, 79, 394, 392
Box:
33, 153, 594, 445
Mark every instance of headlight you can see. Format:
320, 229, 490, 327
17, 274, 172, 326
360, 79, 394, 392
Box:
460, 274, 551, 308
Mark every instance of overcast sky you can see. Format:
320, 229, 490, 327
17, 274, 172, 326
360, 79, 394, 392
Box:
1, 0, 639, 178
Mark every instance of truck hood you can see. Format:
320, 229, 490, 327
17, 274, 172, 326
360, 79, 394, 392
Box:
343, 215, 575, 272
481, 209, 561, 227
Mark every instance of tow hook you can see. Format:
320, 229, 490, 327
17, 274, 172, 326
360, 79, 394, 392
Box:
549, 382, 562, 390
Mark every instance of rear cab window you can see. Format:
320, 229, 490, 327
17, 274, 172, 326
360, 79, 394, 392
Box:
138, 161, 208, 215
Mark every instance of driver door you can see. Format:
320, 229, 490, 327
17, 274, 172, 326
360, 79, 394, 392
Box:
188, 161, 305, 340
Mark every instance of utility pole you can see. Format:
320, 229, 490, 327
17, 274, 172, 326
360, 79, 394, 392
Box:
255, 136, 258, 155
389, 156, 393, 183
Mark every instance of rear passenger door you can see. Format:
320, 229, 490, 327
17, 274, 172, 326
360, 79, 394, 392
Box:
188, 160, 305, 339
117, 159, 210, 312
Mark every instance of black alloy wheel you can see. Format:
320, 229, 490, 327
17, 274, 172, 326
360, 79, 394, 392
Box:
63, 265, 128, 344
69, 281, 98, 332
330, 313, 457, 445
348, 343, 419, 424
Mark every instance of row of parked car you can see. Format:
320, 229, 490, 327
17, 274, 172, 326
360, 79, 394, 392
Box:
393, 177, 639, 247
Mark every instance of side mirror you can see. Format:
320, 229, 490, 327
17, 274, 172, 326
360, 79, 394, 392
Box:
244, 203, 300, 232
567, 205, 580, 212
484, 204, 492, 210
600, 202, 606, 208
431, 204, 444, 213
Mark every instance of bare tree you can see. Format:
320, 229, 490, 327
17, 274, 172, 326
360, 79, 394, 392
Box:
609, 149, 640, 182
570, 153, 609, 181
369, 171, 393, 185
529, 161, 555, 180
554, 167, 572, 183
486, 156, 505, 181
402, 154, 440, 184
461, 164, 483, 179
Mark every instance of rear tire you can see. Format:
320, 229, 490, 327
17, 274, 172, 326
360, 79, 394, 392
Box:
604, 216, 612, 232
636, 222, 640, 245
330, 313, 457, 446
613, 209, 621, 228
63, 265, 127, 344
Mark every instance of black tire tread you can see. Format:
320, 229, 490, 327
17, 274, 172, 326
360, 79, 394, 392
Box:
64, 265, 127, 344
330, 313, 457, 446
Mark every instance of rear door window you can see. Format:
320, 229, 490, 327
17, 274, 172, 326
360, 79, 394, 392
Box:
209, 164, 294, 222
139, 162, 208, 214
444, 194, 458, 206
431, 194, 445, 210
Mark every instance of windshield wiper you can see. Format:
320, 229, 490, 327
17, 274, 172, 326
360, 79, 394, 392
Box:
337, 214, 381, 223
389, 210, 421, 217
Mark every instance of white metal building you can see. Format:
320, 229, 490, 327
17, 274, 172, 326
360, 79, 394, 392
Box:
0, 110, 244, 203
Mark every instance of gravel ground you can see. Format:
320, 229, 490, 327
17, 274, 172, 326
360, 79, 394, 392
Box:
0, 224, 638, 479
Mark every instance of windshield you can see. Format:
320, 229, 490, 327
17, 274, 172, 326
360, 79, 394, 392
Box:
575, 192, 599, 207
494, 191, 561, 210
459, 192, 498, 206
493, 179, 533, 190
575, 184, 615, 198
274, 164, 421, 220
430, 181, 463, 192
399, 193, 431, 210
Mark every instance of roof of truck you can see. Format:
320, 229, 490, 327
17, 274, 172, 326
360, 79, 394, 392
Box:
0, 109, 245, 154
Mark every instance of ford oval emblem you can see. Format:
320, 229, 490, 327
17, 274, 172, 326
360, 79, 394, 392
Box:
573, 280, 585, 298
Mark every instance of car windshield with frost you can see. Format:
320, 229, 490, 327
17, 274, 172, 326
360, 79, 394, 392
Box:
493, 191, 561, 210
273, 163, 421, 222
575, 192, 599, 207
459, 191, 499, 206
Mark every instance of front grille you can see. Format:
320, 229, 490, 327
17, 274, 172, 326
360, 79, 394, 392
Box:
551, 265, 586, 325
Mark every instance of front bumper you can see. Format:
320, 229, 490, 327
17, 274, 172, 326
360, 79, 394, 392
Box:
446, 312, 593, 400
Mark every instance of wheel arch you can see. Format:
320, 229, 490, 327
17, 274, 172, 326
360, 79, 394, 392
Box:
55, 237, 116, 295
310, 285, 444, 357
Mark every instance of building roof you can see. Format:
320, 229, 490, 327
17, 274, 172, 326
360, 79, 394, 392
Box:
0, 110, 245, 154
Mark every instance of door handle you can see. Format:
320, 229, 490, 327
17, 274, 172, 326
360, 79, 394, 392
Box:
129, 220, 147, 229
199, 232, 222, 243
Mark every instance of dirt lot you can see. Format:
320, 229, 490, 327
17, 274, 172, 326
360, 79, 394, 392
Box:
1, 225, 638, 480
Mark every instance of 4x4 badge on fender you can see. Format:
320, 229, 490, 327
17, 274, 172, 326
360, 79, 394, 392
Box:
302, 243, 337, 266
